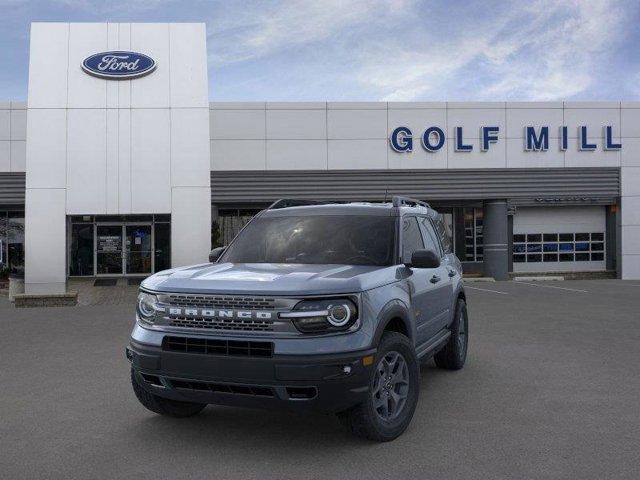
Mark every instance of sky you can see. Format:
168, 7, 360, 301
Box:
1, 0, 639, 102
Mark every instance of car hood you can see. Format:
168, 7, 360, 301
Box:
141, 262, 399, 296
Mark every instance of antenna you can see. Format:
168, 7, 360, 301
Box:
383, 188, 389, 203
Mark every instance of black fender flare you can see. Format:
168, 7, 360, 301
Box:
371, 299, 415, 348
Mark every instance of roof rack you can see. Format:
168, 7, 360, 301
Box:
391, 196, 431, 209
267, 199, 321, 210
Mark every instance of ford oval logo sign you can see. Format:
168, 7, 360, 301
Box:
82, 51, 156, 80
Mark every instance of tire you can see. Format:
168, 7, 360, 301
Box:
338, 332, 419, 442
434, 299, 468, 370
130, 369, 206, 418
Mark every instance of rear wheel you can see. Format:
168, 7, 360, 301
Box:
338, 332, 419, 441
434, 299, 468, 370
131, 369, 206, 418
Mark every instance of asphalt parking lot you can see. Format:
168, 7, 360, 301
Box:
1, 280, 640, 480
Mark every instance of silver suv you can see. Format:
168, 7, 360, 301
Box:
127, 196, 468, 441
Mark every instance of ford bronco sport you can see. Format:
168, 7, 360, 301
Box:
127, 196, 468, 441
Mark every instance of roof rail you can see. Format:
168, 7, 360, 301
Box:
267, 199, 320, 210
391, 196, 431, 209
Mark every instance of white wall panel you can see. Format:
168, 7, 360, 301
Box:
130, 108, 171, 212
10, 109, 27, 140
621, 225, 640, 255
621, 195, 640, 226
506, 138, 565, 168
328, 140, 387, 169
25, 109, 67, 189
446, 138, 506, 169
621, 166, 640, 196
387, 108, 447, 138
506, 108, 563, 138
10, 141, 26, 172
266, 140, 327, 170
0, 110, 9, 140
266, 109, 326, 139
118, 23, 132, 109
118, 109, 132, 213
564, 144, 620, 167
105, 108, 119, 213
106, 23, 119, 108
169, 23, 208, 108
131, 23, 170, 108
25, 188, 66, 294
388, 144, 446, 169
211, 140, 265, 170
327, 109, 386, 139
210, 109, 265, 140
447, 108, 506, 140
171, 186, 211, 267
621, 108, 640, 138
66, 109, 107, 214
0, 141, 9, 171
564, 107, 620, 138
67, 23, 107, 109
621, 138, 640, 167
171, 108, 211, 186
28, 23, 68, 108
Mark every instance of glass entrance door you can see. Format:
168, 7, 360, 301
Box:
96, 225, 124, 275
125, 225, 153, 275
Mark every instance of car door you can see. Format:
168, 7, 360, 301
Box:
400, 216, 441, 347
418, 216, 454, 336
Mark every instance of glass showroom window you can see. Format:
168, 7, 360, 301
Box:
463, 208, 483, 262
513, 232, 605, 263
6, 212, 25, 275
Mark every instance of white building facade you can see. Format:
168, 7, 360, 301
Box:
0, 22, 639, 294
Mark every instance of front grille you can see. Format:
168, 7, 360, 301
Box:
162, 336, 274, 357
168, 379, 275, 397
168, 316, 274, 332
167, 294, 276, 310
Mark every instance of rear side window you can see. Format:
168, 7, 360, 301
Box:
402, 217, 424, 264
433, 214, 452, 254
418, 217, 441, 256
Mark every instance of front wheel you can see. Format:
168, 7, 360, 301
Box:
338, 332, 419, 442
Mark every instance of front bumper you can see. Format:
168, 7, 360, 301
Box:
127, 339, 375, 414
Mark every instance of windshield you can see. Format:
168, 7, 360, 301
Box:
220, 215, 396, 266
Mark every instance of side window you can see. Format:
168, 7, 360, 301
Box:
433, 215, 452, 254
402, 217, 424, 264
418, 217, 442, 256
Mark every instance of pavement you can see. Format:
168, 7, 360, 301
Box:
1, 279, 639, 480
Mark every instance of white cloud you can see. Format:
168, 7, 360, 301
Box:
208, 0, 413, 66
357, 0, 627, 101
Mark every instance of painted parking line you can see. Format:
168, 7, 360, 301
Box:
465, 286, 509, 295
514, 281, 588, 293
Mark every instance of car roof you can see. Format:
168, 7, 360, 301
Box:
260, 202, 437, 218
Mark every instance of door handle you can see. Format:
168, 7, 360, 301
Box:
448, 269, 457, 278
430, 275, 441, 284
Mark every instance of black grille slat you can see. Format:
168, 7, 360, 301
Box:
168, 379, 275, 397
168, 294, 276, 310
163, 336, 273, 358
167, 316, 274, 332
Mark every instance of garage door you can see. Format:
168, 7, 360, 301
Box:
513, 206, 606, 273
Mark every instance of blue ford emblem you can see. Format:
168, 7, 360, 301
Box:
82, 51, 156, 80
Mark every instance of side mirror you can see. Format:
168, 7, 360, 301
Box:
209, 246, 226, 263
408, 249, 440, 269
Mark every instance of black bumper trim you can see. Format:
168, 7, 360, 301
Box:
128, 340, 375, 413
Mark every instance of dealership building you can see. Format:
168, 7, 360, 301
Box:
1, 22, 640, 296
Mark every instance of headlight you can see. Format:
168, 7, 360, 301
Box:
280, 298, 358, 333
137, 291, 159, 325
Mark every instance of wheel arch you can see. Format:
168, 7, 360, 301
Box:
372, 299, 414, 347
